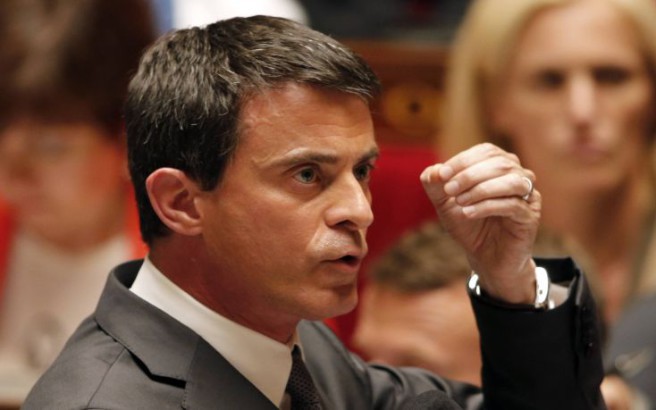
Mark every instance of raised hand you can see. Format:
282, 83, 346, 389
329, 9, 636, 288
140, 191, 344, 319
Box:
420, 143, 541, 304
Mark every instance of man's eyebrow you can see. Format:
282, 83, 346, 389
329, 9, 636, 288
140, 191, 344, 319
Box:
358, 147, 380, 164
272, 146, 380, 168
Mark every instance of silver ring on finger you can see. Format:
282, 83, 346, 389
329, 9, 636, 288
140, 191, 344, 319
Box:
521, 176, 534, 201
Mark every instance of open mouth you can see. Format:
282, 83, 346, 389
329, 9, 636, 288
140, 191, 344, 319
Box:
338, 255, 360, 266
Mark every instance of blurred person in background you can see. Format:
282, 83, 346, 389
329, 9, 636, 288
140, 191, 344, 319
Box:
0, 0, 154, 403
441, 0, 656, 407
353, 221, 481, 386
149, 0, 308, 32
298, 0, 472, 43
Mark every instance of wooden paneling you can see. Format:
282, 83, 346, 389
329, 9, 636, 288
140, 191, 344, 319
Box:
342, 40, 449, 145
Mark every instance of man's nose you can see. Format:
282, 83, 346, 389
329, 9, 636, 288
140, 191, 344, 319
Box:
325, 176, 374, 231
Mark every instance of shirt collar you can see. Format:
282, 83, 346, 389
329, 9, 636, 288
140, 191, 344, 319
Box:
130, 257, 298, 408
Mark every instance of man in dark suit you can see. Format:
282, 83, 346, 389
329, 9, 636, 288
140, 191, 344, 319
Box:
24, 15, 605, 409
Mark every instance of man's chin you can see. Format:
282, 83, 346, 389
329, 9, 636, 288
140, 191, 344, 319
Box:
302, 286, 358, 321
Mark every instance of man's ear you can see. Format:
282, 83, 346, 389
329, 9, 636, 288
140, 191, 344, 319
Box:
146, 168, 204, 236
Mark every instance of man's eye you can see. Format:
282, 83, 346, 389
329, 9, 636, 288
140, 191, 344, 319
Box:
355, 163, 374, 182
294, 167, 318, 184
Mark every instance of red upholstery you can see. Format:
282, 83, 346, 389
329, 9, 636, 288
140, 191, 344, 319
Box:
325, 143, 440, 350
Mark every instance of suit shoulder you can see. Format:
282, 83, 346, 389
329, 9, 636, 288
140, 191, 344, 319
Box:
23, 317, 185, 410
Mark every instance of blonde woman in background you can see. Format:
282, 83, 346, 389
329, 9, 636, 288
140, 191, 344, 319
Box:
442, 0, 656, 407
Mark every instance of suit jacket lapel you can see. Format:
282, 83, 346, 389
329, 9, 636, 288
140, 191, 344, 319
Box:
96, 261, 276, 410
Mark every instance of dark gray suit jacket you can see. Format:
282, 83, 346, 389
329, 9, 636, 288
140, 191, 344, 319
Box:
23, 259, 605, 409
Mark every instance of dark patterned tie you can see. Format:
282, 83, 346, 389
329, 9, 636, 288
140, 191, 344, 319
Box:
286, 346, 323, 409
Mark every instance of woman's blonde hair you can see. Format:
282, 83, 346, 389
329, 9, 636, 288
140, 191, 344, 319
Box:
442, 0, 656, 157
